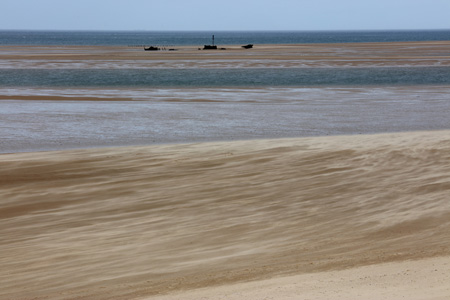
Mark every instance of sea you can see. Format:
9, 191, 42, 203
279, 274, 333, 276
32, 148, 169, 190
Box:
2, 30, 450, 152
1, 30, 450, 87
1, 29, 450, 46
2, 67, 450, 87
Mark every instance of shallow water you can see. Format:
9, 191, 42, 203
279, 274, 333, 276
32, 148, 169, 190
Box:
2, 67, 450, 87
2, 87, 450, 153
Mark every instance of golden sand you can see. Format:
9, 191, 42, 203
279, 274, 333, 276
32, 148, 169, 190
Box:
1, 131, 450, 299
150, 256, 450, 300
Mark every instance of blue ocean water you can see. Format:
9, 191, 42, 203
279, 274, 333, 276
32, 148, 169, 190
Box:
2, 67, 450, 88
1, 30, 449, 46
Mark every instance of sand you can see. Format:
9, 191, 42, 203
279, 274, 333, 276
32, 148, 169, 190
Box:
149, 257, 450, 300
1, 131, 450, 299
2, 41, 450, 299
1, 41, 450, 69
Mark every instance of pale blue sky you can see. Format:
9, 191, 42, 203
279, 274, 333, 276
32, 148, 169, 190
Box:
1, 0, 450, 31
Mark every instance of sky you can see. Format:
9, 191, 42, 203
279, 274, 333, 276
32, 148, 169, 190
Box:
1, 0, 450, 31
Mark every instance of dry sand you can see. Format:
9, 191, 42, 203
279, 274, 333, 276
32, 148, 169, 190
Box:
149, 256, 450, 300
1, 131, 450, 299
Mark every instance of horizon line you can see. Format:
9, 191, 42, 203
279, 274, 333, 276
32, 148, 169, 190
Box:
1, 28, 450, 32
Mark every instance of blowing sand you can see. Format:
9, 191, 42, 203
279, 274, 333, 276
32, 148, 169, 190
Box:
1, 131, 450, 299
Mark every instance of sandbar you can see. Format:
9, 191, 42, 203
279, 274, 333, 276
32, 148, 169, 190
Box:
1, 41, 450, 69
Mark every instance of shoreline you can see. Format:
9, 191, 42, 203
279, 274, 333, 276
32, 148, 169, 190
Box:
1, 129, 449, 155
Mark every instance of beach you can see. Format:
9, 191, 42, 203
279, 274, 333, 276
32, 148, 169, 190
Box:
1, 41, 450, 299
1, 132, 450, 299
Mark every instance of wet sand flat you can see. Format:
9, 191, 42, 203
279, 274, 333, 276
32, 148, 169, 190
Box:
2, 86, 450, 153
1, 131, 450, 299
